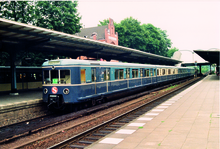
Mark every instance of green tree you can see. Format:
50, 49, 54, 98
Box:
35, 1, 81, 34
98, 17, 172, 57
167, 47, 179, 58
0, 1, 35, 24
0, 1, 82, 66
98, 19, 109, 26
117, 17, 147, 51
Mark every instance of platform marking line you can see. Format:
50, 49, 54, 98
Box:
152, 109, 164, 112
115, 129, 136, 134
161, 103, 172, 106
137, 117, 153, 121
157, 106, 169, 109
169, 97, 180, 101
164, 101, 175, 104
128, 123, 146, 126
99, 138, 124, 144
145, 113, 159, 116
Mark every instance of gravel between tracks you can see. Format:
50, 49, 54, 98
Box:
0, 78, 197, 149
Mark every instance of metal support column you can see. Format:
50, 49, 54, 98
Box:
199, 65, 202, 75
10, 52, 19, 95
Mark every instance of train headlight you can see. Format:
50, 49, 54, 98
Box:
44, 88, 48, 94
63, 88, 69, 94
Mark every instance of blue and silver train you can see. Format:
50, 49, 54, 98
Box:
42, 59, 195, 110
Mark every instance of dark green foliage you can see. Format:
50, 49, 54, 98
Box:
0, 52, 10, 66
35, 1, 81, 34
99, 17, 173, 57
0, 1, 35, 23
167, 47, 179, 58
98, 19, 109, 26
0, 1, 81, 66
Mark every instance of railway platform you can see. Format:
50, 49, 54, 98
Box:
87, 75, 219, 149
0, 90, 42, 106
0, 90, 44, 127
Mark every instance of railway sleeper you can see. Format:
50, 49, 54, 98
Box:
93, 133, 106, 136
109, 124, 123, 127
98, 130, 112, 133
105, 127, 117, 130
69, 144, 86, 148
78, 140, 94, 144
85, 136, 101, 140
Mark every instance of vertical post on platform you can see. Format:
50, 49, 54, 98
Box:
10, 52, 19, 95
199, 65, 202, 75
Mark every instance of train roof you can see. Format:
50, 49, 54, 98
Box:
0, 66, 42, 69
42, 59, 193, 69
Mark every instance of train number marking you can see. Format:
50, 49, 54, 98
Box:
52, 87, 58, 94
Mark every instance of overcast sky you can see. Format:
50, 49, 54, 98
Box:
77, 0, 220, 62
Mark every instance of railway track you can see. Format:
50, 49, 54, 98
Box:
48, 77, 201, 149
1, 77, 202, 148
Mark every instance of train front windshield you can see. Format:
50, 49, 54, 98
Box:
43, 70, 70, 84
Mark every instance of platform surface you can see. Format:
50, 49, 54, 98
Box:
0, 90, 42, 106
87, 75, 219, 149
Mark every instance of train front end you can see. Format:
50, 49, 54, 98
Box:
42, 60, 72, 110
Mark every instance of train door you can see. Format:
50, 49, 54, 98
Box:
104, 68, 110, 92
17, 72, 28, 90
126, 68, 130, 88
91, 68, 96, 94
23, 72, 28, 89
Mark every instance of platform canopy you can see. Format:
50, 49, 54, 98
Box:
194, 48, 220, 66
0, 18, 181, 65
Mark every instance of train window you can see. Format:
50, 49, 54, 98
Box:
154, 69, 156, 76
168, 69, 171, 75
146, 69, 150, 77
115, 69, 124, 80
120, 69, 124, 79
132, 69, 138, 78
91, 68, 96, 82
115, 69, 119, 79
126, 68, 130, 78
0, 72, 11, 83
157, 69, 159, 76
60, 70, 70, 84
43, 70, 50, 84
104, 68, 110, 81
43, 70, 70, 84
81, 69, 86, 83
51, 70, 59, 84
162, 69, 166, 75
140, 69, 143, 77
150, 69, 153, 76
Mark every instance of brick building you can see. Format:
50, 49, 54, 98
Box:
76, 18, 118, 45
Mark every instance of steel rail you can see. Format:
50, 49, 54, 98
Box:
12, 77, 202, 149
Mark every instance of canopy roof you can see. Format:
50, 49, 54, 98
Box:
0, 18, 181, 65
194, 48, 220, 65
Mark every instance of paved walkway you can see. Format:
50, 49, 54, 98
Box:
0, 90, 42, 106
87, 75, 219, 149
